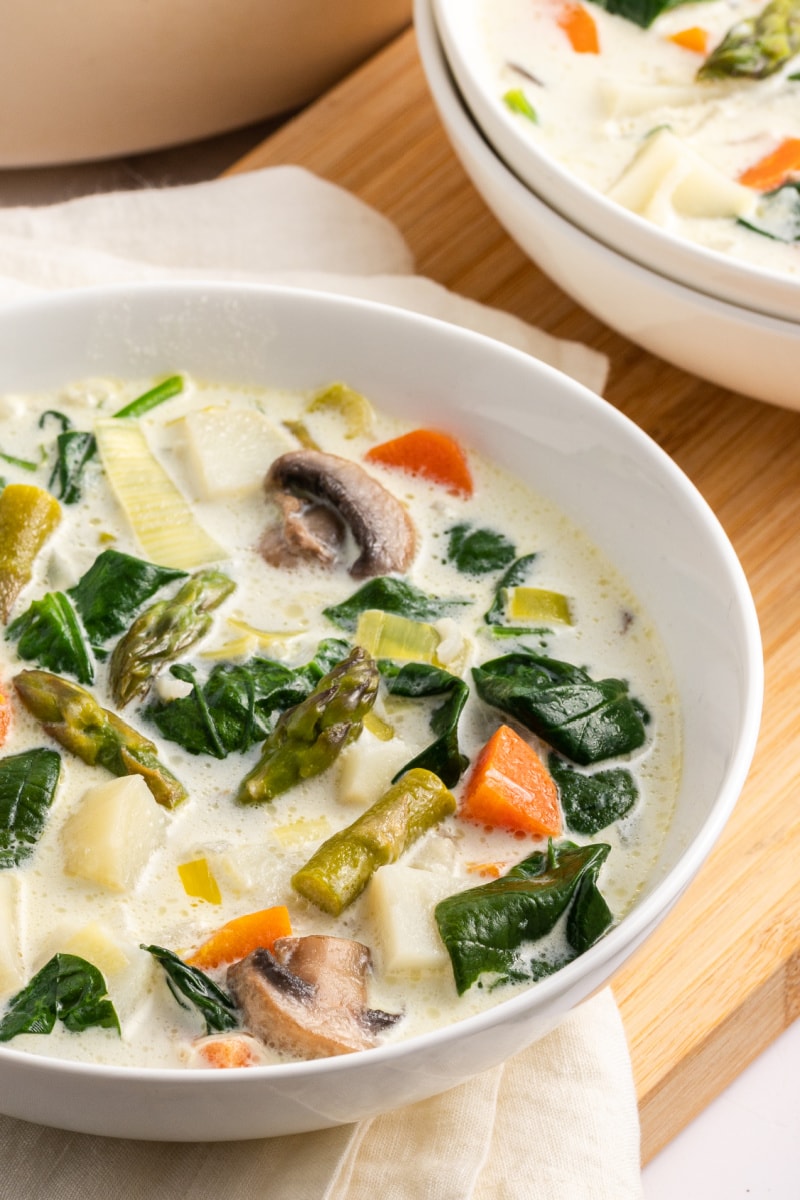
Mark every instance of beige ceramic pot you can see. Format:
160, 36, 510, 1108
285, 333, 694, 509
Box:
0, 0, 411, 166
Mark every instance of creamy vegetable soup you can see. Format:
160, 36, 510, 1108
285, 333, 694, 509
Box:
457, 0, 800, 276
0, 374, 680, 1069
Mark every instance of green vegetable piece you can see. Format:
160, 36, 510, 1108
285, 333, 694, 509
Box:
236, 646, 379, 805
698, 0, 800, 79
588, 0, 699, 30
324, 576, 468, 632
112, 374, 184, 420
0, 953, 120, 1041
434, 841, 613, 994
381, 661, 470, 787
738, 181, 800, 242
147, 638, 351, 758
484, 553, 537, 626
549, 754, 638, 835
292, 766, 456, 915
472, 650, 649, 765
503, 87, 538, 123
109, 569, 235, 707
38, 407, 101, 507
505, 586, 572, 626
13, 669, 188, 808
0, 483, 61, 622
7, 591, 95, 684
68, 549, 187, 647
0, 747, 61, 869
0, 449, 37, 472
447, 523, 517, 576
142, 944, 239, 1034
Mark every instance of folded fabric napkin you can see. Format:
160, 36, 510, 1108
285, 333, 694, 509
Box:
0, 167, 639, 1199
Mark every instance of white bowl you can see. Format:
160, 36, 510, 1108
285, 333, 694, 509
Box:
0, 281, 761, 1139
416, 0, 800, 411
432, 0, 800, 325
0, 1, 411, 166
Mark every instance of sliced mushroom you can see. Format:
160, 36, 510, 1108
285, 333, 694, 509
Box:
259, 489, 345, 569
226, 934, 402, 1059
261, 449, 416, 577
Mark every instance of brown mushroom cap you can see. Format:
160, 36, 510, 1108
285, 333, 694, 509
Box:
227, 934, 402, 1060
261, 450, 416, 577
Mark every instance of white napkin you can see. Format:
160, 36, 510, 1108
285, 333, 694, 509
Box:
0, 166, 638, 1199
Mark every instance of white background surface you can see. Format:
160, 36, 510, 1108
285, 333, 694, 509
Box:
643, 1017, 800, 1197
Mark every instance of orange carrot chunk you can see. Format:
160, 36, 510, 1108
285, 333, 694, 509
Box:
739, 137, 800, 192
460, 724, 562, 837
186, 904, 292, 969
557, 3, 600, 54
668, 26, 709, 54
364, 429, 474, 497
0, 682, 11, 748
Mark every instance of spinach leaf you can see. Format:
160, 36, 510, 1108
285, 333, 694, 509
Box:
549, 754, 638, 835
147, 638, 351, 757
588, 0, 700, 29
472, 650, 649, 765
68, 549, 187, 646
738, 182, 800, 242
7, 592, 95, 684
0, 953, 120, 1041
434, 841, 613, 994
446, 523, 517, 576
142, 944, 239, 1034
40, 411, 98, 505
0, 449, 38, 472
484, 553, 537, 626
380, 661, 470, 787
0, 747, 61, 868
324, 577, 468, 631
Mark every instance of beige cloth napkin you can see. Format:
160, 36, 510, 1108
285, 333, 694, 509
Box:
0, 167, 638, 1199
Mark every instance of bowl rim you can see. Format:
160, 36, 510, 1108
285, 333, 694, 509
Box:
431, 0, 800, 324
0, 278, 764, 1086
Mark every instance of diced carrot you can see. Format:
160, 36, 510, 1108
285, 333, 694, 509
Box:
364, 429, 474, 497
186, 904, 292, 969
466, 861, 510, 879
460, 724, 562, 837
557, 3, 600, 54
667, 26, 708, 54
194, 1034, 263, 1069
0, 682, 11, 747
739, 138, 800, 192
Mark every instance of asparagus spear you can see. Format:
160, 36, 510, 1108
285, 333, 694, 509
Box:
108, 569, 235, 707
698, 0, 800, 79
291, 767, 457, 915
0, 485, 61, 621
13, 669, 187, 808
236, 646, 379, 805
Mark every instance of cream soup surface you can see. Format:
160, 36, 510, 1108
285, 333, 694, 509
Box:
447, 0, 800, 277
0, 375, 681, 1068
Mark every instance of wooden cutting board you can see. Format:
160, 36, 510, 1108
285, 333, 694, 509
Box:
228, 27, 800, 1165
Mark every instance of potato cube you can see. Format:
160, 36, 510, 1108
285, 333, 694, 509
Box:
62, 775, 164, 892
369, 863, 455, 974
183, 406, 293, 499
337, 732, 412, 807
59, 920, 131, 977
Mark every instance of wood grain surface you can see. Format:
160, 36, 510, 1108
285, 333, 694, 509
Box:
228, 27, 800, 1165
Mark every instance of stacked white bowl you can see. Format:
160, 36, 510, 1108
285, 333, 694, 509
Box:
417, 0, 800, 409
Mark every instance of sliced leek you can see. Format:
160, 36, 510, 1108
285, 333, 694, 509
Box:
94, 419, 225, 570
355, 609, 441, 664
505, 586, 573, 625
306, 382, 375, 438
178, 857, 222, 904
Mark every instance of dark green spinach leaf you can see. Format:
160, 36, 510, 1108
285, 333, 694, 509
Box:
324, 577, 468, 631
472, 650, 649, 765
0, 747, 61, 868
435, 841, 613, 994
147, 638, 351, 757
549, 754, 638, 835
484, 553, 537, 627
588, 0, 700, 29
738, 182, 800, 242
380, 661, 470, 786
0, 953, 120, 1041
7, 592, 95, 684
142, 944, 239, 1034
68, 549, 187, 646
40, 411, 97, 505
446, 523, 517, 576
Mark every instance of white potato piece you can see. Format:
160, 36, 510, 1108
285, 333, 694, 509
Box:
0, 873, 23, 993
599, 78, 725, 118
337, 731, 413, 807
608, 128, 755, 221
59, 920, 131, 977
183, 405, 294, 499
62, 775, 165, 893
369, 863, 456, 974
